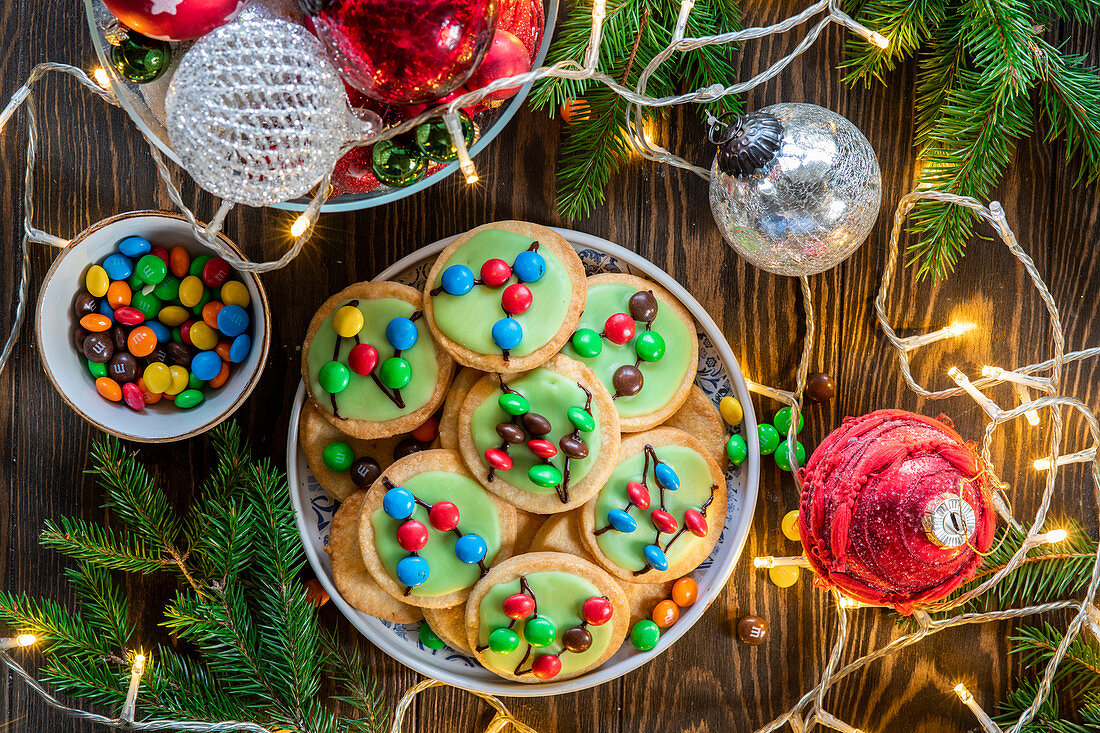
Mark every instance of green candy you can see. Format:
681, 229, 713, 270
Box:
571, 328, 603, 358
498, 393, 530, 416
726, 434, 747, 465
379, 357, 412, 389
319, 361, 351, 393
523, 616, 556, 647
774, 441, 806, 472
175, 389, 204, 409
187, 373, 205, 390
487, 627, 520, 654
152, 274, 180, 302
323, 441, 354, 472
634, 331, 666, 362
135, 254, 167, 285
87, 359, 107, 378
172, 326, 183, 344
130, 292, 162, 320
528, 464, 562, 488
418, 623, 445, 650
190, 286, 211, 316
630, 620, 660, 651
567, 406, 595, 433
190, 255, 212, 278
773, 407, 804, 436
758, 424, 781, 455
128, 272, 144, 290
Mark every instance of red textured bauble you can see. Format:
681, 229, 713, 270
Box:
496, 0, 544, 59
428, 501, 461, 532
332, 148, 382, 196
467, 30, 533, 101
603, 313, 636, 345
798, 409, 997, 614
396, 520, 429, 552
503, 593, 535, 620
581, 596, 613, 626
103, 0, 246, 41
480, 258, 512, 287
501, 283, 533, 314
305, 0, 497, 105
531, 654, 561, 679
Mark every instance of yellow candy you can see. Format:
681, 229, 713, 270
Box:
179, 275, 205, 308
158, 305, 189, 327
720, 395, 743, 426
333, 305, 365, 338
188, 321, 218, 351
86, 265, 110, 298
220, 280, 250, 308
143, 362, 172, 394
769, 565, 799, 588
781, 510, 801, 542
166, 365, 189, 396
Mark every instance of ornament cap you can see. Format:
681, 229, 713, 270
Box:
922, 492, 977, 548
299, 0, 333, 15
709, 111, 784, 177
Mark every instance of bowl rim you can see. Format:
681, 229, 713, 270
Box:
35, 209, 272, 443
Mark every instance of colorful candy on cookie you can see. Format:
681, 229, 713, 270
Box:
457, 354, 620, 514
72, 236, 254, 412
422, 221, 586, 373
302, 281, 455, 439
466, 552, 629, 683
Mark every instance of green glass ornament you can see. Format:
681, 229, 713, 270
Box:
372, 136, 427, 187
571, 328, 603, 358
488, 627, 520, 654
524, 616, 557, 647
419, 623, 445, 649
414, 114, 477, 163
635, 331, 666, 362
774, 441, 806, 472
758, 424, 781, 455
773, 406, 804, 435
110, 33, 171, 84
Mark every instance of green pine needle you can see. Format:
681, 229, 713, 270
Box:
41, 516, 168, 575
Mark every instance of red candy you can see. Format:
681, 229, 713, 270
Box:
150, 244, 170, 264
527, 439, 557, 459
532, 654, 562, 680
121, 381, 145, 411
113, 306, 145, 326
501, 282, 533, 314
651, 509, 678, 534
684, 509, 708, 537
348, 343, 379, 375
503, 593, 535, 620
201, 256, 231, 287
627, 481, 650, 510
485, 448, 513, 471
480, 258, 512, 287
412, 416, 439, 443
396, 520, 429, 552
581, 596, 613, 626
180, 320, 194, 346
604, 313, 636, 345
429, 501, 460, 531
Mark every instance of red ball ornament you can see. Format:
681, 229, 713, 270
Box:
501, 283, 533, 315
626, 481, 650, 510
526, 439, 557, 459
103, 0, 245, 41
429, 502, 461, 532
581, 596, 613, 626
348, 343, 379, 375
396, 520, 430, 552
650, 509, 678, 535
332, 147, 382, 196
480, 258, 512, 287
683, 509, 708, 537
604, 313, 636, 345
467, 30, 533, 102
497, 0, 544, 59
503, 593, 535, 620
799, 409, 997, 615
304, 0, 495, 104
532, 654, 562, 679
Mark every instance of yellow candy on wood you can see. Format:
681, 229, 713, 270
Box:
769, 565, 799, 588
333, 305, 365, 338
781, 510, 801, 542
719, 395, 743, 426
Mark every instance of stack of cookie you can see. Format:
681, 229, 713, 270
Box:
300, 221, 730, 683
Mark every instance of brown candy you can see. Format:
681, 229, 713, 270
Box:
806, 372, 835, 403
145, 347, 169, 367
496, 423, 525, 444
350, 456, 381, 487
737, 615, 769, 646
82, 333, 114, 363
74, 291, 98, 317
393, 438, 430, 460
628, 290, 658, 322
561, 626, 592, 653
559, 435, 589, 459
108, 352, 138, 383
613, 365, 643, 396
110, 325, 127, 352
522, 412, 552, 436
165, 341, 193, 366
74, 327, 90, 351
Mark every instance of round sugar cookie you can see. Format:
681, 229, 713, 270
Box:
465, 552, 629, 683
561, 274, 698, 432
580, 428, 726, 584
662, 385, 728, 469
359, 450, 517, 609
423, 222, 586, 373
439, 368, 483, 450
302, 281, 455, 439
458, 354, 620, 514
299, 401, 404, 501
421, 605, 471, 654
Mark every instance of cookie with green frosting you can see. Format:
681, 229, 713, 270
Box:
580, 428, 727, 584
358, 449, 518, 609
455, 354, 620, 514
302, 281, 455, 439
466, 552, 629, 683
423, 221, 587, 373
561, 274, 698, 432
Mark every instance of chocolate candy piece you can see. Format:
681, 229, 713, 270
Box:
165, 341, 193, 366
737, 615, 769, 645
146, 347, 169, 367
110, 325, 128, 352
74, 326, 90, 351
806, 372, 835, 403
350, 456, 381, 487
628, 290, 658, 322
393, 438, 430, 460
561, 626, 593, 654
496, 423, 525, 444
559, 435, 589, 459
613, 365, 643, 396
108, 352, 138, 383
522, 412, 552, 436
74, 291, 98, 317
82, 333, 114, 363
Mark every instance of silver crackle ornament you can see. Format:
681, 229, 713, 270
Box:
708, 103, 882, 277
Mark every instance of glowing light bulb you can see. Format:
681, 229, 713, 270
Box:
870, 31, 889, 49
93, 67, 110, 89
16, 634, 35, 647
290, 214, 311, 238
954, 683, 973, 703
1045, 529, 1068, 544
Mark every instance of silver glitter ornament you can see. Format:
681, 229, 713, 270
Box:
165, 16, 371, 207
709, 103, 882, 277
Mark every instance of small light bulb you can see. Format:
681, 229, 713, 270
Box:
15, 634, 35, 647
947, 321, 976, 337
954, 683, 973, 703
290, 214, 311, 238
753, 556, 770, 569
133, 653, 146, 674
465, 171, 479, 184
93, 68, 111, 89
870, 31, 889, 49
1045, 529, 1068, 544
1034, 458, 1051, 471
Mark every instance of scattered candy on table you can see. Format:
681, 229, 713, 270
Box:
781, 510, 801, 542
630, 576, 698, 653
768, 565, 799, 588
736, 615, 769, 645
303, 578, 330, 608
806, 371, 835, 403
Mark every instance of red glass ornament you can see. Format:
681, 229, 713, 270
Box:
429, 501, 461, 531
683, 509, 708, 537
480, 258, 512, 287
650, 509, 678, 535
503, 593, 535, 620
526, 439, 557, 459
501, 283, 533, 315
306, 0, 496, 105
332, 147, 382, 196
626, 481, 650, 510
532, 654, 561, 679
348, 343, 379, 375
485, 448, 513, 471
581, 596, 613, 626
103, 0, 245, 42
497, 0, 544, 59
467, 30, 532, 101
603, 313, 636, 345
396, 520, 429, 552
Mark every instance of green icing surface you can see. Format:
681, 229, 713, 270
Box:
470, 368, 601, 497
594, 445, 715, 572
477, 571, 614, 677
307, 298, 438, 422
430, 229, 573, 357
370, 472, 502, 598
561, 282, 694, 418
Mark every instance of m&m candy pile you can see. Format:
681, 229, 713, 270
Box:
72, 236, 254, 412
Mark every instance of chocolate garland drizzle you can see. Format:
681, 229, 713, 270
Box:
599, 290, 657, 400
328, 303, 422, 416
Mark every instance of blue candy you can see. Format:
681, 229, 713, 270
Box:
396, 556, 430, 587
190, 350, 222, 381
491, 318, 523, 350
386, 317, 419, 351
644, 544, 669, 571
98, 300, 115, 320
117, 236, 151, 258
216, 304, 249, 338
382, 487, 415, 520
513, 250, 545, 283
146, 320, 170, 344
441, 264, 474, 295
102, 253, 134, 281
654, 462, 680, 491
229, 333, 251, 364
607, 509, 637, 533
455, 533, 487, 564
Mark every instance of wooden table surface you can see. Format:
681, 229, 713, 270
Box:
3, 3, 1099, 732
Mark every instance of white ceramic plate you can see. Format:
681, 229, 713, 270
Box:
287, 228, 760, 696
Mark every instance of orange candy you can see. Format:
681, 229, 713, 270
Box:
214, 340, 233, 362
79, 314, 113, 332
106, 281, 132, 309
202, 301, 224, 329
652, 599, 680, 628
127, 326, 157, 357
169, 245, 190, 278
95, 377, 122, 402
671, 577, 698, 607
137, 378, 162, 405
411, 416, 439, 443
208, 361, 230, 389
304, 578, 329, 607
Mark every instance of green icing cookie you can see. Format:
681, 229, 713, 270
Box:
430, 229, 572, 358
371, 472, 502, 598
477, 571, 614, 678
562, 282, 694, 419
307, 297, 439, 422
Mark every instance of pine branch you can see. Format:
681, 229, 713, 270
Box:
0, 590, 111, 658
1028, 0, 1100, 22
843, 0, 948, 85
41, 517, 169, 575
321, 629, 390, 733
1013, 623, 1100, 695
1036, 40, 1100, 184
64, 562, 132, 651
